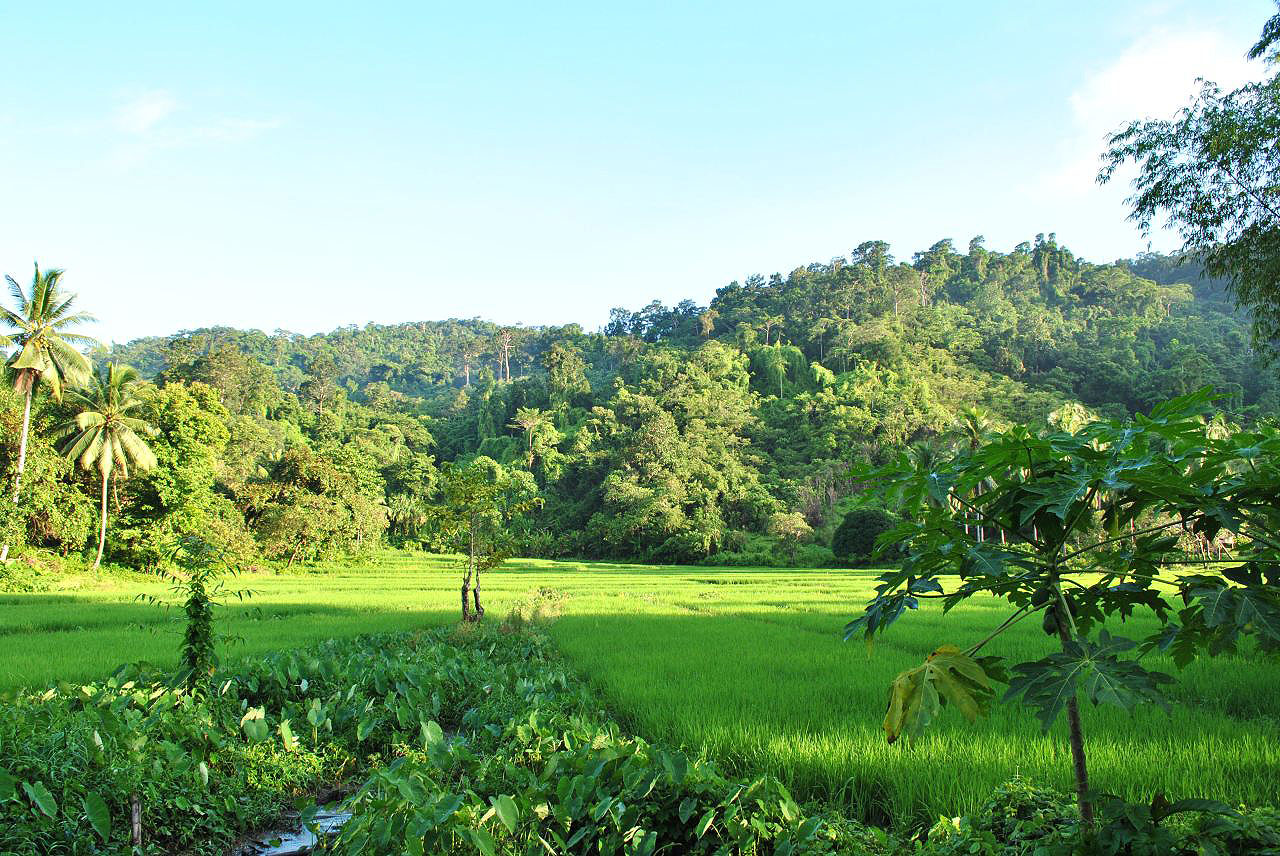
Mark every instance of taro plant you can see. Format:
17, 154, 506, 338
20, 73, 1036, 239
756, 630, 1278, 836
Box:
845, 389, 1280, 824
139, 536, 252, 690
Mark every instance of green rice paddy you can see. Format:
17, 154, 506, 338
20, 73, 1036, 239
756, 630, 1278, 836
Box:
3, 551, 1277, 826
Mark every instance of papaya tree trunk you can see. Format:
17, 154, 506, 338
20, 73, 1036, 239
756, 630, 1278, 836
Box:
93, 468, 109, 571
0, 383, 34, 562
1052, 586, 1093, 825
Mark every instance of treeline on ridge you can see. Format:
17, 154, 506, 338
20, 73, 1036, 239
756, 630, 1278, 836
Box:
7, 234, 1273, 571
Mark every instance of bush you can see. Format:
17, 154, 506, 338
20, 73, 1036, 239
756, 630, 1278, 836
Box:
831, 509, 897, 565
919, 778, 1280, 856
0, 622, 878, 855
0, 559, 49, 593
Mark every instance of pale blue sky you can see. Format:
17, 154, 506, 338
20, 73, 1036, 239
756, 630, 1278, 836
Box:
0, 1, 1272, 344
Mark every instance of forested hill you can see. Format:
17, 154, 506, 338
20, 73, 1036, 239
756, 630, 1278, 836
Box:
99, 235, 1275, 565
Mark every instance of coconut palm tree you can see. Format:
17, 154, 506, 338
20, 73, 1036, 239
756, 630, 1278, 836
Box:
57, 363, 156, 570
1, 264, 96, 560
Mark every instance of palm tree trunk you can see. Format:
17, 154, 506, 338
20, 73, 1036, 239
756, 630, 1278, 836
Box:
94, 468, 109, 571
1, 385, 34, 562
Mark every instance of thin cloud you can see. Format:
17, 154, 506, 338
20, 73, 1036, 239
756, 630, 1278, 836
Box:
106, 89, 281, 167
113, 90, 179, 135
1028, 28, 1265, 199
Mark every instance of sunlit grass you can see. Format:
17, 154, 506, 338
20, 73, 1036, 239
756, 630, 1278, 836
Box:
2, 550, 1276, 826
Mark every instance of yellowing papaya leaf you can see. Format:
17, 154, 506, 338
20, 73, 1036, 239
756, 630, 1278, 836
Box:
883, 645, 995, 744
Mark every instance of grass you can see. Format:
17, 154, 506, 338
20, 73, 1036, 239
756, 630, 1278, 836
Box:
2, 550, 1277, 828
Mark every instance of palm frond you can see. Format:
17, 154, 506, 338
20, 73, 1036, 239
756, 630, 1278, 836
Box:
61, 426, 101, 460
53, 331, 100, 346
5, 273, 29, 314
79, 431, 106, 472
51, 312, 96, 330
117, 428, 157, 472
97, 435, 115, 478
0, 306, 27, 331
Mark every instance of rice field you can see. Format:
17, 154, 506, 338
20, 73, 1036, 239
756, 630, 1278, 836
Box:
2, 551, 1277, 826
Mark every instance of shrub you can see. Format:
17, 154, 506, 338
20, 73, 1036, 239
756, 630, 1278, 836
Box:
831, 509, 897, 565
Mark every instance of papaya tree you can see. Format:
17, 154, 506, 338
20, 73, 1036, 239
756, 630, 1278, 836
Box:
429, 456, 539, 621
845, 388, 1280, 824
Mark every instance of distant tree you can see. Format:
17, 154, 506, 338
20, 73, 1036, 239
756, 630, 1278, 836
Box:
387, 492, 427, 541
57, 364, 157, 570
1, 264, 95, 560
430, 457, 539, 621
1100, 6, 1280, 352
508, 406, 552, 466
496, 328, 514, 381
697, 308, 719, 337
767, 510, 812, 559
831, 508, 896, 565
1047, 401, 1094, 435
544, 343, 590, 413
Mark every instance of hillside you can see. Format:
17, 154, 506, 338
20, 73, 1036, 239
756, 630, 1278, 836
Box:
85, 234, 1273, 566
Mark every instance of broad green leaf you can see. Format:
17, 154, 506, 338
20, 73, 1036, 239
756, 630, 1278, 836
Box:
421, 719, 444, 747
0, 769, 16, 801
241, 706, 269, 741
83, 792, 110, 842
883, 645, 994, 743
696, 809, 716, 838
278, 719, 299, 752
469, 826, 497, 856
1006, 632, 1172, 730
492, 794, 518, 834
22, 780, 56, 818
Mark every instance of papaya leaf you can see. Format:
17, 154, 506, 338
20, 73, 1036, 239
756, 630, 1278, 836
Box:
883, 645, 995, 743
1006, 632, 1172, 731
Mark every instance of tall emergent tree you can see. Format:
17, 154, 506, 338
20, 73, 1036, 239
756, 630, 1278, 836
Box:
58, 363, 157, 570
1, 263, 95, 560
845, 389, 1280, 826
1100, 4, 1280, 352
508, 407, 551, 464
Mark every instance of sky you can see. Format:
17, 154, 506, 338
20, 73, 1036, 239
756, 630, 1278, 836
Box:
0, 1, 1274, 344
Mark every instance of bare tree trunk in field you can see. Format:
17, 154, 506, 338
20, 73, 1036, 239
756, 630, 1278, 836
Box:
1, 383, 34, 562
460, 569, 472, 620
461, 524, 476, 621
93, 469, 109, 571
472, 565, 484, 620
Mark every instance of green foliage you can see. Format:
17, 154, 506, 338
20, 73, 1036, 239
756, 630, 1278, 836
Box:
138, 537, 252, 690
847, 388, 1280, 818
832, 508, 897, 565
1101, 12, 1280, 353
920, 779, 1280, 856
430, 456, 540, 619
0, 624, 875, 855
78, 225, 1276, 569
